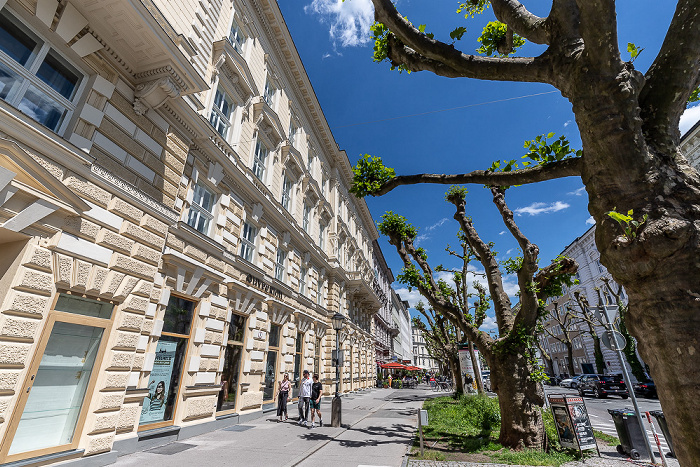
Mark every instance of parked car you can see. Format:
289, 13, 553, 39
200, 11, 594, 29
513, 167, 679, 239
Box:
481, 371, 491, 392
578, 374, 629, 398
633, 381, 657, 398
560, 375, 584, 388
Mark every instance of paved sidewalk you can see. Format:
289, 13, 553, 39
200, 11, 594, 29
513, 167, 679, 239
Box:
111, 387, 426, 467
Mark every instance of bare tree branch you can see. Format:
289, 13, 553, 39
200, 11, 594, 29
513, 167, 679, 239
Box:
574, 0, 620, 71
372, 0, 554, 84
491, 0, 549, 44
640, 0, 700, 151
371, 157, 582, 196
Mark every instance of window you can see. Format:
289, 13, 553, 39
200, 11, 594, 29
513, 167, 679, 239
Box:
275, 248, 286, 281
240, 222, 256, 262
0, 10, 83, 132
263, 76, 275, 107
307, 152, 314, 173
186, 182, 216, 234
209, 87, 234, 139
302, 203, 310, 233
228, 18, 246, 54
318, 223, 326, 250
263, 324, 281, 402
281, 174, 293, 211
253, 140, 268, 181
293, 332, 303, 396
299, 266, 307, 295
288, 117, 298, 147
596, 260, 604, 273
316, 278, 324, 306
314, 337, 321, 376
217, 313, 246, 413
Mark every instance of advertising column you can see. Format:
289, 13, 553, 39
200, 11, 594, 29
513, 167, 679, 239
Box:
458, 343, 480, 393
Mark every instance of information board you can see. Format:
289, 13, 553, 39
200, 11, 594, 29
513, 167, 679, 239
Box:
548, 394, 597, 452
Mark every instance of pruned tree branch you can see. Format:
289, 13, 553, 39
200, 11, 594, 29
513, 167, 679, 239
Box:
370, 157, 581, 197
640, 0, 700, 150
491, 0, 549, 44
372, 0, 554, 84
574, 0, 620, 70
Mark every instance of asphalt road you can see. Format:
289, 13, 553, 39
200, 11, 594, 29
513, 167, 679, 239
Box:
543, 385, 674, 459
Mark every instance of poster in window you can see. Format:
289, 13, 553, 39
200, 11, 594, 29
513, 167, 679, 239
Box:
140, 340, 177, 424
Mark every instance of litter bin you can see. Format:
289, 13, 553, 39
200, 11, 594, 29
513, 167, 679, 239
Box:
649, 411, 675, 458
607, 408, 648, 460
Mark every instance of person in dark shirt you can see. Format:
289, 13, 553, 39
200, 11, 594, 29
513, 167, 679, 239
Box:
309, 374, 323, 428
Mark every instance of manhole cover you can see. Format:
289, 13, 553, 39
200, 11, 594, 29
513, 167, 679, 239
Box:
223, 425, 255, 432
146, 443, 196, 455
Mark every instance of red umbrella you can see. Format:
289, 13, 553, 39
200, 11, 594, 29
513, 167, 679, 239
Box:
404, 366, 422, 371
380, 362, 407, 369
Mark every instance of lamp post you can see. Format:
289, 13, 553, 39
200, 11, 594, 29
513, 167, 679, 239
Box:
331, 312, 346, 427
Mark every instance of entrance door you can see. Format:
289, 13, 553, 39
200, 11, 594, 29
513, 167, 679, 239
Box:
1, 295, 112, 463
263, 324, 280, 403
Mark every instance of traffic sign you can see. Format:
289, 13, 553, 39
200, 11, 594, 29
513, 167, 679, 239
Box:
601, 330, 627, 351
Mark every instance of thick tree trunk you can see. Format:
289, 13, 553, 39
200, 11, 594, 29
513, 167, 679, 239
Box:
565, 342, 576, 376
449, 352, 464, 394
571, 73, 700, 466
469, 340, 485, 394
489, 352, 546, 449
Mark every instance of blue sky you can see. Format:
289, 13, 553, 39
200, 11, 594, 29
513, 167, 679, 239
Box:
278, 0, 700, 332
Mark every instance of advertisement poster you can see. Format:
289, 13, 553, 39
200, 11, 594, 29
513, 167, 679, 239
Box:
548, 395, 597, 452
565, 395, 597, 450
140, 340, 178, 424
458, 345, 480, 392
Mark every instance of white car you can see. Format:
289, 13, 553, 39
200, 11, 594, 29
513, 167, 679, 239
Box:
560, 378, 574, 388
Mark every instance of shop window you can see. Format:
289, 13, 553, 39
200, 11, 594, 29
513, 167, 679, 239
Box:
209, 87, 234, 139
186, 182, 216, 235
263, 324, 281, 402
252, 140, 268, 181
0, 9, 83, 132
275, 247, 286, 282
240, 222, 257, 263
217, 313, 246, 413
139, 295, 195, 427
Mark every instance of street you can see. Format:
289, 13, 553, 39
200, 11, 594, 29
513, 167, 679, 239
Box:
543, 386, 673, 459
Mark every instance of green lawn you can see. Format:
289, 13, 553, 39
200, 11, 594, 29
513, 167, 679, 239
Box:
412, 395, 583, 466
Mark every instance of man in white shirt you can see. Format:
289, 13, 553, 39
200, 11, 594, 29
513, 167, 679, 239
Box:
298, 370, 312, 426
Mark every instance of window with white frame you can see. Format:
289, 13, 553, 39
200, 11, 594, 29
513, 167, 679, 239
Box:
0, 9, 83, 132
281, 173, 293, 211
228, 17, 246, 54
263, 75, 275, 107
299, 266, 307, 295
253, 140, 268, 181
209, 86, 235, 139
288, 114, 298, 147
186, 182, 216, 234
316, 278, 324, 306
240, 222, 257, 262
307, 152, 314, 173
275, 247, 286, 282
302, 203, 310, 233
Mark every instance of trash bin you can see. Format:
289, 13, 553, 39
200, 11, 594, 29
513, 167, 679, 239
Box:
607, 408, 648, 460
649, 410, 675, 458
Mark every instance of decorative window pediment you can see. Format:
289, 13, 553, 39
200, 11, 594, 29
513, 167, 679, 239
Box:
253, 98, 284, 146
211, 39, 257, 98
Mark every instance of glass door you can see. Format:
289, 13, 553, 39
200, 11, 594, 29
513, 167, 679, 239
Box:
262, 324, 280, 403
1, 295, 112, 463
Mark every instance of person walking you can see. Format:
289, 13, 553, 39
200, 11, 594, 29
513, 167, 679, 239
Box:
277, 373, 290, 422
298, 370, 312, 426
309, 374, 323, 428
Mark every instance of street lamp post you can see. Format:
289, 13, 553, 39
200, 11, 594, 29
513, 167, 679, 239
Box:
331, 312, 346, 427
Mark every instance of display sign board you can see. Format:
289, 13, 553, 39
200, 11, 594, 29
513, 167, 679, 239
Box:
140, 340, 178, 424
548, 394, 597, 452
457, 344, 480, 393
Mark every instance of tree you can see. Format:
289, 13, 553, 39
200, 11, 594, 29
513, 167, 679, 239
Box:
571, 292, 606, 375
410, 309, 464, 394
378, 186, 576, 449
539, 301, 581, 377
353, 2, 700, 463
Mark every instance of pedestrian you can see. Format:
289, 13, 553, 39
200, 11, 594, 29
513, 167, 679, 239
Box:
298, 370, 312, 426
309, 374, 323, 428
277, 373, 290, 422
388, 374, 392, 388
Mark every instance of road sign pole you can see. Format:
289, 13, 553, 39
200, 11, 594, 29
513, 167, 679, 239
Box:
599, 306, 657, 463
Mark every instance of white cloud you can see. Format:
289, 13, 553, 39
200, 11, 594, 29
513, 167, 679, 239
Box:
514, 201, 570, 216
393, 287, 424, 308
499, 230, 506, 235
680, 104, 700, 136
568, 187, 586, 196
563, 120, 573, 128
415, 217, 451, 246
304, 0, 374, 48
586, 216, 595, 225
479, 316, 498, 332
505, 248, 514, 255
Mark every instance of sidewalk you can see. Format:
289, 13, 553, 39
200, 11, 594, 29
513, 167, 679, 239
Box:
110, 387, 427, 467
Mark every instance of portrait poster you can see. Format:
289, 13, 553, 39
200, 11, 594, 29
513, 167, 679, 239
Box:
565, 395, 597, 450
548, 395, 577, 449
140, 340, 178, 424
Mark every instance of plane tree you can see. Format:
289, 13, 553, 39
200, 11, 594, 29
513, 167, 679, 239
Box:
378, 185, 576, 449
410, 309, 463, 394
352, 1, 700, 463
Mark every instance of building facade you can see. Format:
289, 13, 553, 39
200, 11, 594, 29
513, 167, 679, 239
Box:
390, 291, 412, 363
372, 239, 394, 363
411, 328, 439, 372
0, 0, 384, 464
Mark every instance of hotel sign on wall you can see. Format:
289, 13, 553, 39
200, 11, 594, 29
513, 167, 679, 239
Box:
245, 274, 283, 299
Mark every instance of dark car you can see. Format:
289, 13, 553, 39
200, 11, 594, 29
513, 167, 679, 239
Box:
578, 374, 629, 399
633, 381, 657, 398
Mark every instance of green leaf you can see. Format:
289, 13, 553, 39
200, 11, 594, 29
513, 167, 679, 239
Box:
450, 26, 467, 41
